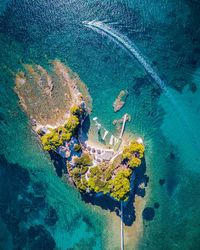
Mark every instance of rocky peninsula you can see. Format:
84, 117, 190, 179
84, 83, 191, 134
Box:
14, 60, 145, 202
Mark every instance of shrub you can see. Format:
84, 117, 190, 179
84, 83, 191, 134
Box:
43, 145, 51, 151
41, 130, 63, 151
94, 186, 100, 193
64, 115, 79, 133
105, 171, 112, 181
75, 155, 92, 166
110, 169, 131, 201
37, 128, 43, 136
101, 182, 111, 194
61, 132, 72, 141
74, 144, 81, 152
79, 165, 88, 175
70, 105, 81, 116
128, 157, 141, 168
77, 183, 87, 192
95, 179, 105, 188
66, 162, 72, 173
89, 166, 99, 176
88, 178, 96, 191
72, 168, 81, 178
57, 126, 65, 134
82, 176, 88, 186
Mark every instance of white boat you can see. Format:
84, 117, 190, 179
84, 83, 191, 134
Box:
109, 135, 114, 145
102, 129, 108, 140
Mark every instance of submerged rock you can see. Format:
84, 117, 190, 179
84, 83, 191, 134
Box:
113, 90, 129, 112
142, 207, 155, 221
159, 179, 165, 186
113, 113, 131, 132
44, 206, 58, 226
154, 202, 160, 209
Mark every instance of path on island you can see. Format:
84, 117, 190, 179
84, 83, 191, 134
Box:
121, 201, 124, 250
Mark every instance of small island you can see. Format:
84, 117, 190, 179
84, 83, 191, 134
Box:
38, 98, 145, 202
14, 59, 145, 203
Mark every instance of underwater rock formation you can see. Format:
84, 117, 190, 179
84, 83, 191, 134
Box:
113, 90, 129, 112
113, 113, 131, 132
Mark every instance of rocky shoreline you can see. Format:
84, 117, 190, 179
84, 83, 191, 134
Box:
14, 59, 145, 204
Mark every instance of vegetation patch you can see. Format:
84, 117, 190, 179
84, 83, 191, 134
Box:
38, 101, 145, 201
40, 104, 85, 151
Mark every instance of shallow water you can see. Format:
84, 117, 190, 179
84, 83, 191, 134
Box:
0, 0, 200, 249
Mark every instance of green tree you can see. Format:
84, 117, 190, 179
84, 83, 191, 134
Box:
88, 178, 96, 191
75, 155, 92, 166
128, 157, 141, 168
61, 132, 72, 141
74, 144, 81, 152
110, 169, 131, 201
64, 115, 79, 132
70, 105, 81, 116
41, 130, 63, 151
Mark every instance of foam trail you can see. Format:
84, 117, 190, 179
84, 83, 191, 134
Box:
84, 21, 187, 113
84, 21, 167, 92
84, 21, 200, 156
84, 21, 199, 141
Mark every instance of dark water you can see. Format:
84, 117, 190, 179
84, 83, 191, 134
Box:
0, 0, 200, 249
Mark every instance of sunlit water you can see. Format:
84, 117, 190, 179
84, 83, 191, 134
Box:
0, 0, 200, 249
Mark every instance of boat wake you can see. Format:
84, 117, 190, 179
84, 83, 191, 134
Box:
84, 20, 200, 151
83, 20, 168, 93
83, 21, 182, 116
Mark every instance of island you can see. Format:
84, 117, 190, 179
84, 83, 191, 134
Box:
14, 59, 145, 203
38, 96, 145, 202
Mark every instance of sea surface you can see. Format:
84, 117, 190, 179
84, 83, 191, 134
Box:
0, 0, 200, 249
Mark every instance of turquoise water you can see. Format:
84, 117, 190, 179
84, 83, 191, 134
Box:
0, 0, 200, 249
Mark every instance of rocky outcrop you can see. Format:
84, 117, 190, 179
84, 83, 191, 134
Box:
113, 113, 131, 132
14, 59, 92, 127
113, 90, 128, 112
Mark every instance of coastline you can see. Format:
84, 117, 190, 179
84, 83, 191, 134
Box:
14, 56, 147, 249
84, 130, 146, 250
101, 193, 146, 250
80, 119, 146, 247
34, 95, 147, 250
124, 195, 146, 249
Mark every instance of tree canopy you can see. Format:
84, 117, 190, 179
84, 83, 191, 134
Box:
110, 170, 131, 201
41, 104, 84, 151
122, 140, 145, 169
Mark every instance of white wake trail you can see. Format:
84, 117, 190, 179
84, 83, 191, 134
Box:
84, 20, 167, 92
83, 20, 200, 151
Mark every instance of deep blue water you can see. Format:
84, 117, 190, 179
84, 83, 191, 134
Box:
0, 0, 200, 249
